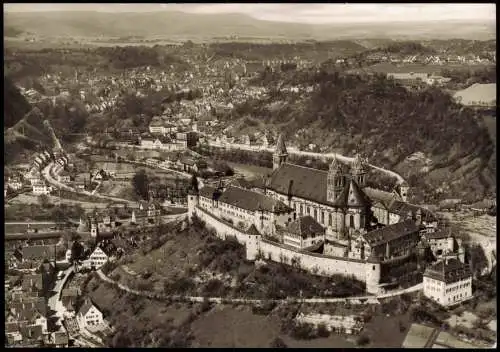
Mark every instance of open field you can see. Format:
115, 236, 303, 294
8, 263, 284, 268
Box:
7, 193, 110, 209
226, 162, 273, 180
98, 181, 137, 201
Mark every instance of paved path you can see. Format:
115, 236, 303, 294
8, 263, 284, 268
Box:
96, 269, 422, 305
207, 141, 406, 184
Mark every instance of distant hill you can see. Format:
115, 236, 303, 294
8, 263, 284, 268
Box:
4, 11, 496, 41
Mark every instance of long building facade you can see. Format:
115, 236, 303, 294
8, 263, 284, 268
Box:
188, 134, 464, 296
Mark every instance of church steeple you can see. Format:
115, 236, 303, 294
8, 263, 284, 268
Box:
273, 133, 288, 170
351, 153, 368, 188
327, 156, 346, 203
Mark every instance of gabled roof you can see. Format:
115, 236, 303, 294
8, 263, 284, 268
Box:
21, 246, 54, 261
246, 224, 262, 236
329, 178, 371, 208
363, 187, 400, 206
424, 258, 472, 284
78, 298, 98, 317
268, 163, 370, 208
389, 201, 437, 222
275, 134, 287, 155
200, 185, 292, 213
286, 216, 325, 239
21, 274, 43, 292
361, 219, 420, 247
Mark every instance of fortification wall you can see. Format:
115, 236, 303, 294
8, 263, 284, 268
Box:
255, 239, 369, 283
188, 199, 382, 294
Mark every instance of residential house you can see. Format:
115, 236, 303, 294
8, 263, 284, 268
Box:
20, 245, 55, 264
350, 219, 422, 261
423, 258, 473, 307
281, 215, 325, 250
93, 169, 109, 181
138, 201, 162, 218
61, 288, 80, 313
85, 246, 109, 269
57, 170, 74, 184
77, 299, 104, 330
422, 230, 456, 258
21, 274, 44, 295
44, 331, 69, 348
176, 131, 198, 148
7, 177, 24, 191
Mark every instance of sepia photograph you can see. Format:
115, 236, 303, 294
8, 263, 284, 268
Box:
4, 2, 496, 348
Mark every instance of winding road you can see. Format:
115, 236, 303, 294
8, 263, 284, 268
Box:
207, 141, 406, 184
96, 269, 422, 305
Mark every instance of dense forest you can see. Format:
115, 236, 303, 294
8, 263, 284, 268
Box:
4, 77, 31, 128
4, 46, 190, 80
240, 69, 495, 202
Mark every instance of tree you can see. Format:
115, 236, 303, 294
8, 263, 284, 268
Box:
132, 169, 149, 200
269, 337, 288, 348
70, 241, 85, 263
38, 194, 51, 208
190, 174, 199, 194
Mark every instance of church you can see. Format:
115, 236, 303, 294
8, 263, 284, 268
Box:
264, 134, 437, 258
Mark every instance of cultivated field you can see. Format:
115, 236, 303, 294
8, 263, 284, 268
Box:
98, 181, 137, 201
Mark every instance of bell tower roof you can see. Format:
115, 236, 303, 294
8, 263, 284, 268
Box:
275, 133, 287, 155
351, 153, 368, 173
329, 156, 345, 174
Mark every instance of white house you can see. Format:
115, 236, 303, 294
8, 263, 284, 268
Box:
32, 182, 51, 195
77, 299, 104, 330
86, 247, 109, 269
7, 178, 23, 191
423, 258, 473, 307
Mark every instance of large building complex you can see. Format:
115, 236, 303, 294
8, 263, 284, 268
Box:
188, 134, 467, 295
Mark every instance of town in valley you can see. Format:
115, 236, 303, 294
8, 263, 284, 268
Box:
4, 3, 497, 349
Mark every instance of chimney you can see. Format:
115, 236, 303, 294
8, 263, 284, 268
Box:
287, 180, 294, 205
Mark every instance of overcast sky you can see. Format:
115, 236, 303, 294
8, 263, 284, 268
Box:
4, 3, 496, 24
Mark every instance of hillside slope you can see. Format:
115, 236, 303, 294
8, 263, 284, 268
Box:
234, 70, 495, 203
4, 11, 496, 40
4, 78, 55, 164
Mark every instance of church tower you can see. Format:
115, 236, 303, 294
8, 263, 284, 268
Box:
351, 154, 368, 188
327, 156, 346, 203
273, 134, 288, 170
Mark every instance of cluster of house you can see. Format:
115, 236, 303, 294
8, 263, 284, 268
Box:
140, 131, 198, 150
190, 134, 473, 302
75, 202, 165, 237
386, 72, 452, 88
143, 155, 208, 174
5, 244, 69, 347
295, 312, 364, 335
362, 53, 495, 65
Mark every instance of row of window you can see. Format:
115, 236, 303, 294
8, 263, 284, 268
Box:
446, 281, 470, 293
449, 292, 466, 302
295, 203, 357, 228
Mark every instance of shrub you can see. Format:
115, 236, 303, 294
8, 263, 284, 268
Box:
269, 337, 288, 348
200, 298, 212, 313
290, 322, 317, 340
317, 323, 330, 338
356, 334, 370, 346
